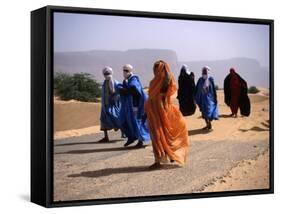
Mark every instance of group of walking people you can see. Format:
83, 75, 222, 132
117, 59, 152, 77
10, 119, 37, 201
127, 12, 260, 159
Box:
177, 65, 219, 130
99, 60, 250, 169
177, 65, 250, 130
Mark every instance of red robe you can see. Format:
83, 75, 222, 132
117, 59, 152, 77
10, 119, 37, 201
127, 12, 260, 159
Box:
230, 72, 241, 114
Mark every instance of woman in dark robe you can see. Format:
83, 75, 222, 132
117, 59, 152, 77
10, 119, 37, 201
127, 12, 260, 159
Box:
177, 65, 196, 116
224, 68, 251, 117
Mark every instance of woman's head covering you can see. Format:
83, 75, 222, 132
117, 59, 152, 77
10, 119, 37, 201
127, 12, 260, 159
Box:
229, 67, 240, 86
180, 64, 190, 75
150, 60, 177, 98
153, 60, 165, 76
230, 67, 236, 75
180, 64, 191, 75
123, 64, 133, 79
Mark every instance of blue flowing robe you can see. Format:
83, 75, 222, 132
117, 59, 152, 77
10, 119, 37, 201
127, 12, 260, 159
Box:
117, 75, 150, 143
195, 77, 219, 120
100, 80, 121, 131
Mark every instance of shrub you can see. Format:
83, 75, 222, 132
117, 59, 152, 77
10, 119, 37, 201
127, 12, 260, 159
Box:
215, 85, 220, 90
54, 72, 101, 102
248, 86, 260, 94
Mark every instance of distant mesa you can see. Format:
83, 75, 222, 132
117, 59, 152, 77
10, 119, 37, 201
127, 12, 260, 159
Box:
54, 49, 269, 88
180, 57, 269, 88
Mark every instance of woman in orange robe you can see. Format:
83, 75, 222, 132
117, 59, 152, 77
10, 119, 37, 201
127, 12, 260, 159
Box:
144, 60, 189, 169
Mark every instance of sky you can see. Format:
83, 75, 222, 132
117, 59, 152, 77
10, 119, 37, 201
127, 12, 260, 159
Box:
54, 12, 270, 67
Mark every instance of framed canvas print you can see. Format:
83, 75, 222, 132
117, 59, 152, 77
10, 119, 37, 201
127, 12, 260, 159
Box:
31, 5, 274, 207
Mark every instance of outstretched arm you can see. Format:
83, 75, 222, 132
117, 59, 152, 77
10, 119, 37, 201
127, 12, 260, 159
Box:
119, 86, 138, 95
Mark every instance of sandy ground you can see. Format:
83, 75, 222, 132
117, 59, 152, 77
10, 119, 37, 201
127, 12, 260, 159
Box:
53, 88, 270, 201
54, 97, 101, 132
201, 150, 269, 192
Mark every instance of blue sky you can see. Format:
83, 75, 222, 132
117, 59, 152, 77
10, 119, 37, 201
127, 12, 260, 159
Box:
54, 12, 270, 67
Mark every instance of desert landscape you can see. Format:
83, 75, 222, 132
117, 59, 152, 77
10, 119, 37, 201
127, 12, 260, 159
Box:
53, 88, 270, 201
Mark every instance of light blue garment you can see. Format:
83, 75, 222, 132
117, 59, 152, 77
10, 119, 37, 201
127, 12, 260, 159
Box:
117, 75, 150, 143
100, 80, 121, 130
195, 76, 219, 120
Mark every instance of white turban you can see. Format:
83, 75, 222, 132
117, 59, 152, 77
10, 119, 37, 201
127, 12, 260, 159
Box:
102, 66, 113, 76
123, 64, 133, 72
102, 66, 114, 92
203, 66, 211, 72
123, 64, 133, 79
202, 66, 211, 90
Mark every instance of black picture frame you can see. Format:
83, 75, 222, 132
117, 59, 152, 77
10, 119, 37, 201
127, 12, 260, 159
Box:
31, 5, 274, 208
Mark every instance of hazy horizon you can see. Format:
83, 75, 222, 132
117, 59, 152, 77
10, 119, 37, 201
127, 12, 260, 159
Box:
54, 48, 267, 68
54, 12, 270, 67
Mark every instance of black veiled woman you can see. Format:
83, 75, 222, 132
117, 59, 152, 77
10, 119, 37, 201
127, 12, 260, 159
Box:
177, 65, 196, 116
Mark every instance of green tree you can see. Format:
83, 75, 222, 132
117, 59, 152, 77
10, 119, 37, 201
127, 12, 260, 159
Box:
248, 86, 260, 94
54, 72, 101, 102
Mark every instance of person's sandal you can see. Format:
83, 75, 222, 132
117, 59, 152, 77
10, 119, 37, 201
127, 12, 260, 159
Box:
98, 137, 109, 142
135, 140, 146, 148
149, 162, 162, 170
124, 139, 135, 147
202, 126, 209, 130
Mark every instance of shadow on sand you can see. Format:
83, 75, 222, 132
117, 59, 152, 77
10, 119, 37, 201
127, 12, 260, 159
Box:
55, 145, 146, 155
219, 114, 233, 118
188, 128, 213, 136
239, 126, 269, 132
261, 121, 270, 128
55, 139, 124, 147
68, 164, 179, 178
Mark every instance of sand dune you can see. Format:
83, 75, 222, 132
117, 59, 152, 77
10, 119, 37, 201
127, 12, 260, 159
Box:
54, 88, 269, 142
54, 97, 101, 132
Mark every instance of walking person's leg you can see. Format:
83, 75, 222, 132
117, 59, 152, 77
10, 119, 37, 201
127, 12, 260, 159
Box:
99, 130, 109, 142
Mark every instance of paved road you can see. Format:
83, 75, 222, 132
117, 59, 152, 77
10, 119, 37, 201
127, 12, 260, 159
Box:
53, 130, 269, 201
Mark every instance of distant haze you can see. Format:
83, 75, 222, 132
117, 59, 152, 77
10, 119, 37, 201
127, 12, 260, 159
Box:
54, 49, 269, 88
54, 12, 270, 87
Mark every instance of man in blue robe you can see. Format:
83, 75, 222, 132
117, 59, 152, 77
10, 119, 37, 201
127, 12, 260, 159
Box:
99, 66, 121, 142
195, 66, 219, 131
117, 64, 150, 147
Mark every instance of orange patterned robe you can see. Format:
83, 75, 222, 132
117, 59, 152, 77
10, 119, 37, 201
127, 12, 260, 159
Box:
144, 61, 189, 166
